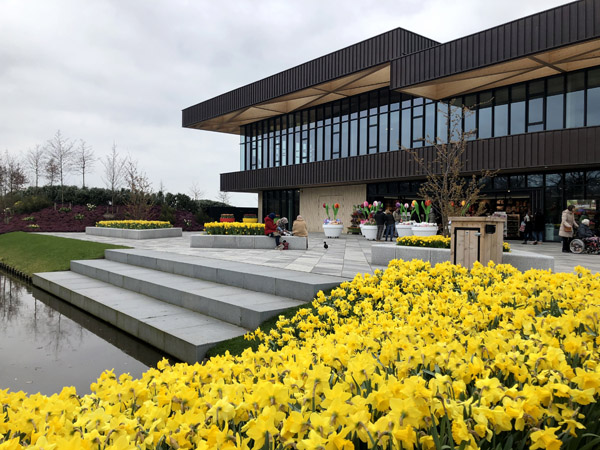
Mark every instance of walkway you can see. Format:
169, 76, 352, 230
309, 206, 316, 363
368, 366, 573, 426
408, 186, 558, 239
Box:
42, 232, 600, 276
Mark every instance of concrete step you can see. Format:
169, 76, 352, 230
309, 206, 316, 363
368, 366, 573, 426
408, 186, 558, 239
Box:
32, 271, 249, 363
104, 248, 346, 301
69, 259, 305, 330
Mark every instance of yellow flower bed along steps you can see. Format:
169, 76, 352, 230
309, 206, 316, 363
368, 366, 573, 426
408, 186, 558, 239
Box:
1, 260, 599, 449
204, 221, 265, 235
95, 220, 173, 230
397, 235, 511, 252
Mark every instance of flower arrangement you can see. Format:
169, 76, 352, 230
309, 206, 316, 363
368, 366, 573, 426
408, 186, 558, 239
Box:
395, 202, 412, 222
2, 260, 598, 449
220, 213, 235, 223
204, 221, 264, 235
396, 235, 450, 248
411, 199, 434, 223
322, 202, 341, 221
243, 213, 257, 218
503, 241, 511, 252
95, 220, 172, 229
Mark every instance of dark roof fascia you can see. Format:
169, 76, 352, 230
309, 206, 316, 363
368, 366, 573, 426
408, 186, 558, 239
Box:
391, 0, 600, 91
182, 28, 439, 128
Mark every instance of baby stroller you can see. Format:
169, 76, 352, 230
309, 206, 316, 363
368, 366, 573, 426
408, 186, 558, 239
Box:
569, 237, 600, 254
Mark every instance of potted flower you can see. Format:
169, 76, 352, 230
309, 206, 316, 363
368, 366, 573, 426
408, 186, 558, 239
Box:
358, 201, 380, 240
242, 213, 258, 223
347, 206, 362, 235
411, 200, 438, 237
323, 202, 343, 238
220, 213, 235, 223
395, 202, 414, 237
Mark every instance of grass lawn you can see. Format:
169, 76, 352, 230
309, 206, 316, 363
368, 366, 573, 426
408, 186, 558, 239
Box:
0, 232, 129, 276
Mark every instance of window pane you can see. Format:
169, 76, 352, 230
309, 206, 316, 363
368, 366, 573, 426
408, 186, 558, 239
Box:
546, 95, 564, 130
401, 109, 411, 148
379, 113, 388, 152
350, 120, 358, 156
316, 128, 323, 161
528, 97, 543, 124
389, 111, 400, 150
511, 102, 525, 134
309, 129, 316, 161
478, 105, 492, 139
587, 68, 600, 126
412, 116, 423, 147
494, 104, 508, 136
359, 118, 368, 155
464, 107, 476, 140
566, 72, 585, 128
369, 125, 378, 151
324, 127, 331, 160
294, 132, 300, 164
437, 103, 448, 143
528, 174, 543, 187
341, 122, 349, 158
425, 103, 435, 143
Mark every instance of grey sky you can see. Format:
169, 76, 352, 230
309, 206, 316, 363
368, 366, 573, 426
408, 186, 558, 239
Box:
1, 0, 569, 206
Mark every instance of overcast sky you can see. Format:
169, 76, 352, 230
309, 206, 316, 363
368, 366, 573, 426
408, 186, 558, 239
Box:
1, 0, 570, 206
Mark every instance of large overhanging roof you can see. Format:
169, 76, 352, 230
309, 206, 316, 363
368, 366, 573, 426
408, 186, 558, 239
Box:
189, 64, 390, 134
397, 38, 600, 100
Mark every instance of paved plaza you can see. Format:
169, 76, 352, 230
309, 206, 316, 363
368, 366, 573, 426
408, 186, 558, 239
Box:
43, 232, 600, 277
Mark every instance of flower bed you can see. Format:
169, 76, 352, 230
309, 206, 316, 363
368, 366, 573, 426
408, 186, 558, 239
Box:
1, 260, 598, 449
204, 221, 264, 235
397, 235, 511, 252
95, 220, 173, 229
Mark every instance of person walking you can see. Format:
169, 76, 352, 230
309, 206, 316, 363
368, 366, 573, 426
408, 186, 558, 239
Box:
532, 210, 545, 244
383, 210, 395, 241
559, 205, 578, 253
374, 207, 386, 241
522, 210, 533, 244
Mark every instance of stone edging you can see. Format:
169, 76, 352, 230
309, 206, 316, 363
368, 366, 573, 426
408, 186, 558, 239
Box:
85, 227, 183, 240
190, 234, 308, 250
371, 244, 554, 272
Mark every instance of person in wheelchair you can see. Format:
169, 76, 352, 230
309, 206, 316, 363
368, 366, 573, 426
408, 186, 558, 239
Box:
574, 219, 600, 253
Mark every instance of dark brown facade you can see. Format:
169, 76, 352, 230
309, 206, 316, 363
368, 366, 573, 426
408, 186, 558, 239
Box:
221, 126, 600, 192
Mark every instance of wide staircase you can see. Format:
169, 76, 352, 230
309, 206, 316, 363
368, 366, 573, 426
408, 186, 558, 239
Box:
32, 249, 347, 363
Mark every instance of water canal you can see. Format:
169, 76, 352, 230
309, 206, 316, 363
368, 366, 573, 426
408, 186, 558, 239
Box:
0, 271, 170, 396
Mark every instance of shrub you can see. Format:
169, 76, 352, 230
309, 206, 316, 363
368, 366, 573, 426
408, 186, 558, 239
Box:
74, 213, 85, 220
12, 196, 52, 214
158, 204, 176, 224
58, 206, 72, 213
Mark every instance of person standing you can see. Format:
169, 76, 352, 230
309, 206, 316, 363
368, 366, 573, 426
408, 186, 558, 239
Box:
532, 210, 545, 244
559, 205, 578, 253
383, 210, 395, 241
374, 207, 386, 241
522, 210, 533, 244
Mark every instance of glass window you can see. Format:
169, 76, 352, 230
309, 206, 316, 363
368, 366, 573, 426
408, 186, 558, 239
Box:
294, 132, 300, 164
494, 87, 509, 137
478, 92, 493, 139
510, 84, 526, 134
425, 103, 436, 143
401, 109, 411, 148
566, 72, 585, 128
389, 111, 400, 150
341, 122, 349, 158
350, 120, 358, 156
309, 129, 316, 162
449, 100, 462, 141
332, 125, 340, 158
324, 127, 331, 160
527, 174, 543, 187
379, 113, 388, 152
494, 176, 508, 190
510, 175, 526, 188
587, 68, 600, 126
586, 170, 600, 195
359, 117, 368, 155
369, 125, 378, 151
545, 173, 563, 188
412, 116, 423, 147
315, 128, 323, 161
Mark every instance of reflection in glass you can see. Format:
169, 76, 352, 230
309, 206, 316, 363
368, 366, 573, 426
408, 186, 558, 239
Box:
566, 72, 585, 128
528, 174, 543, 187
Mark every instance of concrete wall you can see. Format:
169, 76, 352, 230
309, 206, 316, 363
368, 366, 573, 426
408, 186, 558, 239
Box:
299, 184, 366, 232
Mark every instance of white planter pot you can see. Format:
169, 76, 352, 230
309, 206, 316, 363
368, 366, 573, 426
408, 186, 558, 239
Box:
323, 224, 343, 238
411, 224, 438, 237
361, 225, 378, 241
396, 223, 413, 237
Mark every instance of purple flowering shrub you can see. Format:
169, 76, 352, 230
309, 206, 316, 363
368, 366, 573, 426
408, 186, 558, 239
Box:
0, 205, 203, 234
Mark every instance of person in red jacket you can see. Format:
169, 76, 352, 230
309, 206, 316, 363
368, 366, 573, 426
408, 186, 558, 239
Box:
264, 212, 280, 247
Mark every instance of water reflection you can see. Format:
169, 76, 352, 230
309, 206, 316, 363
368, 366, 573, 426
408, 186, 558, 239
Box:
0, 272, 171, 396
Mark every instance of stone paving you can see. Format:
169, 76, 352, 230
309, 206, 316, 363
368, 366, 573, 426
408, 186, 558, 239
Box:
41, 232, 600, 276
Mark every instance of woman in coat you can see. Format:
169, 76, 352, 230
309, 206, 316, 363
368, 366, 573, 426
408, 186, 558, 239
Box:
559, 205, 578, 253
292, 215, 308, 237
264, 212, 280, 247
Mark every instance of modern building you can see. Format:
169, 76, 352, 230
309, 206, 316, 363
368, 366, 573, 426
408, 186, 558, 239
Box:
183, 0, 600, 240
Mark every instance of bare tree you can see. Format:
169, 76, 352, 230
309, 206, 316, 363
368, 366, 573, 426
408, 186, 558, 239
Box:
45, 158, 59, 187
189, 182, 204, 201
45, 130, 74, 202
216, 191, 231, 205
101, 143, 124, 211
123, 156, 154, 219
73, 140, 95, 188
0, 151, 27, 195
404, 103, 496, 236
26, 145, 45, 188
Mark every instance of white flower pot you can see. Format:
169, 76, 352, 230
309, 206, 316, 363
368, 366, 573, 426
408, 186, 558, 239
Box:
361, 224, 378, 241
323, 224, 343, 238
396, 223, 413, 237
411, 224, 438, 237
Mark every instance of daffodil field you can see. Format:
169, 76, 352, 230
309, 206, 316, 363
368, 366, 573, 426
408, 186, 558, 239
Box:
2, 260, 600, 449
95, 220, 173, 230
204, 222, 265, 235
